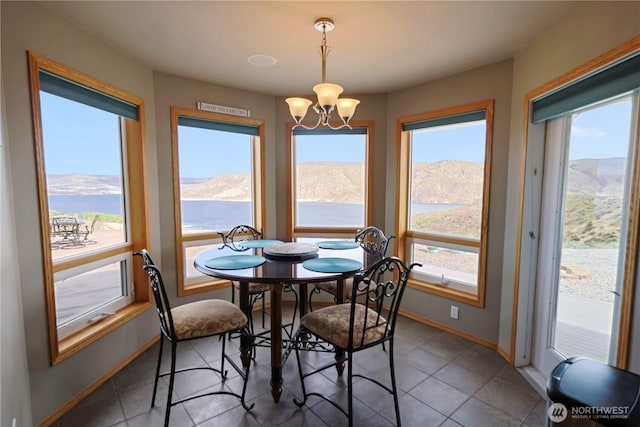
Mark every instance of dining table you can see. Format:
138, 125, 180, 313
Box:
193, 239, 382, 403
49, 216, 86, 245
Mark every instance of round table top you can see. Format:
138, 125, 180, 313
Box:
193, 240, 382, 284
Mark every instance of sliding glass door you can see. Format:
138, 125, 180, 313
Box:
533, 93, 638, 375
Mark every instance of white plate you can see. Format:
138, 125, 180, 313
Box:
263, 242, 319, 257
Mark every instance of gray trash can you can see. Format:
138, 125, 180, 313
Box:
546, 357, 640, 426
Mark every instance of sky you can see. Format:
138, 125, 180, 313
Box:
177, 126, 251, 178
568, 97, 632, 161
41, 91, 634, 178
41, 92, 122, 175
412, 121, 486, 163
295, 134, 366, 164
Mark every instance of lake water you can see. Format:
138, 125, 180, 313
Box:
48, 194, 460, 230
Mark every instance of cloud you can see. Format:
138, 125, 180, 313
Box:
571, 126, 605, 138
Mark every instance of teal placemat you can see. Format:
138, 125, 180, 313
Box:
205, 255, 266, 270
237, 239, 283, 249
315, 240, 360, 250
303, 257, 363, 273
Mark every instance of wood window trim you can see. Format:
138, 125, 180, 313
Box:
395, 100, 494, 308
170, 107, 266, 296
285, 120, 375, 239
28, 51, 151, 365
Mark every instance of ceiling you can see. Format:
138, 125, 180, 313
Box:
41, 1, 579, 97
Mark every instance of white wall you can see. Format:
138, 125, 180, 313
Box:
152, 71, 277, 281
1, 2, 161, 424
1, 55, 34, 427
385, 59, 514, 344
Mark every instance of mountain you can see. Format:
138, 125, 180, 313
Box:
180, 172, 250, 200
411, 161, 484, 204
567, 157, 626, 196
47, 174, 122, 195
179, 162, 365, 203
295, 162, 364, 203
47, 157, 626, 202
178, 160, 483, 203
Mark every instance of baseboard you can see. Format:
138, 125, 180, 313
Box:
37, 335, 159, 427
497, 345, 512, 363
398, 308, 497, 350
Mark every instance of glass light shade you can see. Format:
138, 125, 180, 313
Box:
336, 98, 360, 120
313, 83, 343, 109
285, 97, 313, 120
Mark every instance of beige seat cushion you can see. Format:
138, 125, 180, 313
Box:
233, 281, 271, 294
171, 299, 248, 340
300, 303, 387, 349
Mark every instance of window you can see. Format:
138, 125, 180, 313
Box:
396, 100, 493, 306
171, 108, 265, 294
28, 52, 150, 364
286, 122, 373, 239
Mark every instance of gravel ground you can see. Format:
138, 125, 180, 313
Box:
559, 248, 618, 303
414, 246, 619, 303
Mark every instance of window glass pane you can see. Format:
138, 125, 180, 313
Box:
184, 242, 218, 282
41, 92, 127, 262
55, 260, 128, 332
400, 104, 491, 302
31, 55, 146, 357
177, 125, 254, 234
294, 134, 366, 227
412, 242, 478, 286
409, 120, 486, 239
552, 97, 633, 361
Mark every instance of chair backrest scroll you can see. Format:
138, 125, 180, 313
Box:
134, 251, 176, 341
355, 226, 394, 257
348, 256, 420, 349
218, 224, 262, 251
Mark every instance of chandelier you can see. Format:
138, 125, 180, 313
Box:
286, 18, 360, 130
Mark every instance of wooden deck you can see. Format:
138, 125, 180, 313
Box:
554, 293, 613, 363
555, 321, 610, 363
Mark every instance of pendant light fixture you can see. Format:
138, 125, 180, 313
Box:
286, 18, 360, 130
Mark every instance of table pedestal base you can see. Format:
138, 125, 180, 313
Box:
270, 286, 283, 402
270, 366, 283, 402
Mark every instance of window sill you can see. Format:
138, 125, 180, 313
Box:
406, 277, 485, 307
180, 278, 230, 296
53, 301, 152, 365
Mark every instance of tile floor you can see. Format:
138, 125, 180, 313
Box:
51, 312, 547, 426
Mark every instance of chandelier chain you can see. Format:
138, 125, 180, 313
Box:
319, 23, 330, 83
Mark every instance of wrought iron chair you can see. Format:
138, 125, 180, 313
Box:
218, 225, 298, 350
78, 214, 98, 242
218, 223, 262, 252
50, 216, 81, 247
308, 226, 394, 311
49, 217, 63, 247
218, 225, 270, 332
135, 250, 254, 427
292, 256, 420, 427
